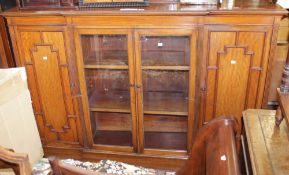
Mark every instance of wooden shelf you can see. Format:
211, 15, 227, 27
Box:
143, 91, 188, 114
141, 66, 189, 71
144, 132, 187, 150
84, 65, 128, 69
142, 50, 187, 52
84, 58, 128, 67
92, 131, 187, 150
93, 131, 132, 146
89, 90, 131, 113
88, 90, 188, 115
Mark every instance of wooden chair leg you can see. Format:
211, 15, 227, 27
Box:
275, 106, 284, 126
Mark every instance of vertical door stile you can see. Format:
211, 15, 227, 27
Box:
74, 29, 94, 148
134, 30, 145, 153
187, 30, 197, 151
127, 30, 138, 153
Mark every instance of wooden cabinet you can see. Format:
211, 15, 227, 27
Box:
75, 28, 197, 155
200, 26, 273, 128
12, 26, 83, 147
4, 3, 285, 168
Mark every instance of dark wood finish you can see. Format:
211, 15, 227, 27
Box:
17, 0, 76, 9
275, 89, 289, 126
48, 117, 240, 175
0, 146, 31, 175
2, 0, 286, 168
242, 109, 289, 175
0, 16, 14, 68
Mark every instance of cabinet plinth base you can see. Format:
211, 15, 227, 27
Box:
43, 146, 187, 170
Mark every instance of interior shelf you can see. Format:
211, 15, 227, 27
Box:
88, 90, 131, 112
143, 91, 188, 114
84, 54, 128, 66
92, 131, 187, 150
141, 66, 189, 71
88, 89, 188, 114
144, 132, 187, 150
84, 65, 129, 69
93, 131, 132, 146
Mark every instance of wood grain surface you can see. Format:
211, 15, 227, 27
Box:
243, 109, 289, 175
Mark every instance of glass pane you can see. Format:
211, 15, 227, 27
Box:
85, 69, 130, 110
144, 115, 187, 150
91, 112, 132, 146
141, 34, 190, 150
141, 36, 190, 66
81, 35, 128, 65
142, 70, 189, 113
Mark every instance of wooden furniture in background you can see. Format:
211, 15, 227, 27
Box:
275, 15, 289, 126
0, 0, 17, 12
2, 0, 286, 168
0, 0, 15, 68
17, 0, 76, 9
267, 11, 289, 106
0, 16, 14, 68
0, 146, 32, 175
49, 117, 240, 175
242, 109, 289, 175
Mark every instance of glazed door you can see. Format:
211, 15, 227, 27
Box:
75, 29, 137, 152
14, 26, 82, 146
200, 26, 273, 129
135, 29, 198, 155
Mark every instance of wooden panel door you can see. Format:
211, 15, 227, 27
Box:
135, 29, 198, 155
200, 26, 273, 128
13, 26, 82, 147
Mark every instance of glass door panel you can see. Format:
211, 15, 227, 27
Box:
81, 33, 134, 147
139, 34, 191, 151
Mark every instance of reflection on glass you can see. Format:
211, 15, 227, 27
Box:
142, 70, 189, 113
141, 36, 190, 66
81, 35, 128, 65
85, 69, 131, 110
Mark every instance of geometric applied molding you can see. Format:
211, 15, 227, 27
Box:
29, 43, 74, 138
